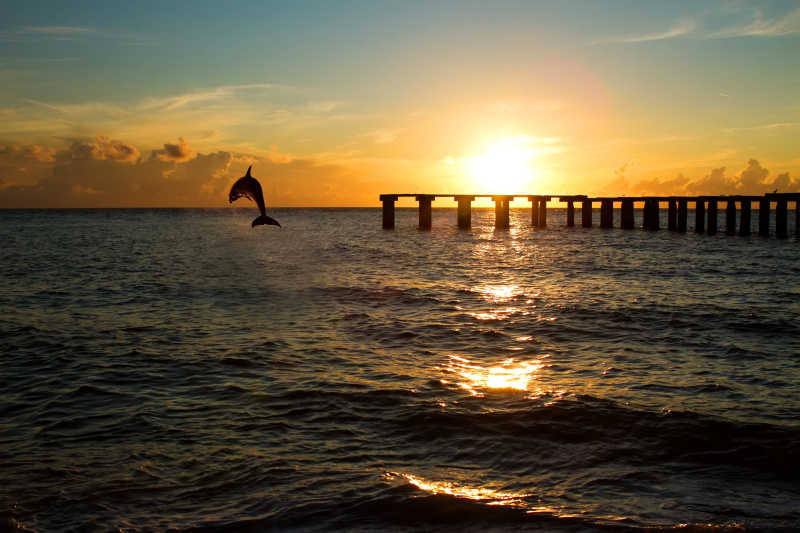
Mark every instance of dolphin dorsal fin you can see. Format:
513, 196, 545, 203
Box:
245, 165, 252, 178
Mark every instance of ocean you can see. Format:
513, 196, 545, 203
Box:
1, 207, 799, 532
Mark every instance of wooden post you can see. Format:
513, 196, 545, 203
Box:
621, 199, 634, 229
582, 199, 592, 227
416, 194, 433, 230
739, 199, 751, 236
566, 201, 575, 227
758, 199, 769, 236
796, 201, 800, 237
707, 199, 718, 235
667, 200, 677, 230
695, 199, 705, 233
380, 194, 397, 229
538, 198, 548, 228
776, 199, 788, 238
725, 200, 736, 235
529, 196, 539, 227
600, 199, 613, 228
643, 200, 655, 230
493, 196, 510, 230
648, 200, 660, 230
455, 195, 474, 230
677, 199, 687, 232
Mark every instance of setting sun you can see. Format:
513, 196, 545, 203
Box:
467, 137, 537, 193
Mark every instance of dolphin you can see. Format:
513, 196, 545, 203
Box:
229, 166, 281, 228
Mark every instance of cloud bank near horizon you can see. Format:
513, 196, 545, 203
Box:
605, 159, 800, 197
0, 136, 378, 208
1, 135, 797, 208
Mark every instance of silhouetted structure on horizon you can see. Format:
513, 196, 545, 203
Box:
379, 193, 800, 238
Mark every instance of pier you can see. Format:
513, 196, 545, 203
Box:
379, 193, 800, 238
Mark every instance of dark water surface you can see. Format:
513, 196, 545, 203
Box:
1, 208, 799, 532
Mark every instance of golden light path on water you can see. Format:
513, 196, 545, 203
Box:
440, 355, 545, 397
385, 473, 588, 520
467, 284, 531, 321
443, 284, 550, 396
408, 282, 575, 517
384, 472, 529, 507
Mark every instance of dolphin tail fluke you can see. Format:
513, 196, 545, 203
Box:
252, 215, 281, 228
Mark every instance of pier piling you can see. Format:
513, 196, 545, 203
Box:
600, 199, 613, 228
668, 200, 677, 230
380, 194, 397, 229
695, 200, 705, 233
707, 199, 718, 235
758, 199, 770, 236
725, 200, 736, 235
529, 196, 539, 227
566, 201, 575, 227
677, 199, 688, 232
621, 199, 634, 229
739, 200, 751, 236
644, 199, 660, 230
776, 199, 788, 238
493, 196, 511, 230
455, 195, 474, 229
538, 198, 548, 228
582, 199, 592, 228
416, 194, 434, 230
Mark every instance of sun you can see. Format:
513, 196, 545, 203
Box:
467, 137, 536, 193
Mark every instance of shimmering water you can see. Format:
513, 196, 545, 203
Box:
1, 208, 799, 532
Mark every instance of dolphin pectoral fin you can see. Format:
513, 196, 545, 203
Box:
252, 215, 281, 228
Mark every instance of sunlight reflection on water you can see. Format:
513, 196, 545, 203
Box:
439, 354, 545, 397
385, 472, 528, 506
475, 284, 523, 302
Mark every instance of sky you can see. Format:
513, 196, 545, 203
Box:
1, 0, 799, 207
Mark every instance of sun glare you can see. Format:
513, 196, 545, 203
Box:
439, 354, 544, 397
467, 137, 537, 193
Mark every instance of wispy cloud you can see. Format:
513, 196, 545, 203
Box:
597, 7, 800, 45
20, 26, 96, 35
595, 19, 696, 44
139, 84, 280, 111
710, 7, 800, 38
723, 122, 799, 132
24, 98, 129, 118
2, 25, 154, 46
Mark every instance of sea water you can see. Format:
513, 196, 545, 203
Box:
1, 207, 799, 532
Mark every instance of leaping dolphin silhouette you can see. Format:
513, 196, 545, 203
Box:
229, 166, 281, 228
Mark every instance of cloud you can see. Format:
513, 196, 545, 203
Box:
597, 8, 800, 45
0, 139, 376, 207
615, 159, 800, 196
21, 26, 95, 35
4, 25, 152, 46
139, 84, 279, 111
738, 159, 769, 191
710, 7, 800, 38
153, 137, 195, 163
0, 143, 56, 163
596, 19, 696, 44
69, 135, 140, 163
723, 122, 799, 132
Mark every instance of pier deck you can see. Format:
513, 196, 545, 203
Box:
379, 193, 800, 238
